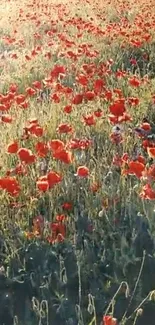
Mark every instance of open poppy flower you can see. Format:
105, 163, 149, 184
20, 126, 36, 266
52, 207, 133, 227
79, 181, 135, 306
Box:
140, 183, 155, 200
7, 141, 19, 154
47, 171, 62, 188
36, 178, 49, 192
48, 139, 65, 152
109, 99, 125, 117
76, 166, 89, 177
35, 142, 48, 157
103, 315, 117, 325
57, 123, 73, 134
53, 149, 73, 164
0, 176, 20, 196
17, 148, 36, 164
147, 147, 155, 158
122, 160, 145, 178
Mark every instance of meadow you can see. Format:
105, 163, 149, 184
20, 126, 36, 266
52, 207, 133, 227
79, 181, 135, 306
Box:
1, 0, 155, 324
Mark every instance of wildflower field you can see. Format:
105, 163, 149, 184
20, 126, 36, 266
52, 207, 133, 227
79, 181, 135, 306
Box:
1, 0, 155, 324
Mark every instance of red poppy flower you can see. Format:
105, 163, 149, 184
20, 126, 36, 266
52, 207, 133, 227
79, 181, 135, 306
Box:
64, 105, 72, 114
140, 183, 155, 200
0, 176, 20, 196
15, 163, 27, 175
57, 123, 73, 134
128, 76, 141, 87
94, 109, 103, 118
9, 84, 18, 93
51, 93, 60, 103
124, 161, 145, 178
62, 202, 72, 210
32, 80, 42, 89
147, 147, 155, 158
53, 149, 73, 164
76, 74, 88, 86
83, 114, 96, 126
128, 97, 139, 106
50, 65, 66, 78
110, 132, 123, 144
26, 87, 36, 96
35, 142, 48, 157
72, 93, 83, 105
141, 123, 151, 131
26, 123, 44, 137
47, 171, 62, 188
7, 141, 19, 154
118, 112, 132, 123
36, 178, 49, 192
49, 221, 66, 243
15, 94, 26, 105
17, 148, 36, 164
48, 139, 65, 152
0, 104, 8, 111
94, 79, 104, 94
105, 90, 113, 101
77, 166, 89, 177
84, 91, 95, 101
103, 315, 117, 325
20, 101, 29, 109
144, 164, 155, 180
67, 138, 92, 150
1, 114, 13, 123
112, 154, 123, 167
109, 99, 125, 117
56, 214, 67, 222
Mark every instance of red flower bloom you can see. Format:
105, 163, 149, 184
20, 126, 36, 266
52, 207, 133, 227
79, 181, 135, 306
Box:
26, 87, 36, 96
53, 149, 73, 164
84, 91, 95, 101
57, 123, 73, 134
37, 178, 49, 192
64, 105, 72, 114
50, 65, 66, 79
123, 161, 145, 179
94, 109, 103, 118
147, 147, 155, 158
49, 221, 66, 243
83, 114, 96, 126
18, 148, 36, 164
1, 114, 13, 123
128, 76, 141, 87
32, 80, 42, 89
48, 139, 65, 152
72, 93, 83, 105
140, 184, 155, 200
0, 176, 20, 196
76, 74, 88, 86
35, 142, 48, 157
62, 202, 72, 210
103, 315, 117, 325
47, 171, 62, 188
94, 79, 104, 94
7, 141, 19, 154
15, 94, 26, 105
56, 214, 67, 222
109, 99, 125, 117
77, 166, 89, 177
141, 123, 151, 131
